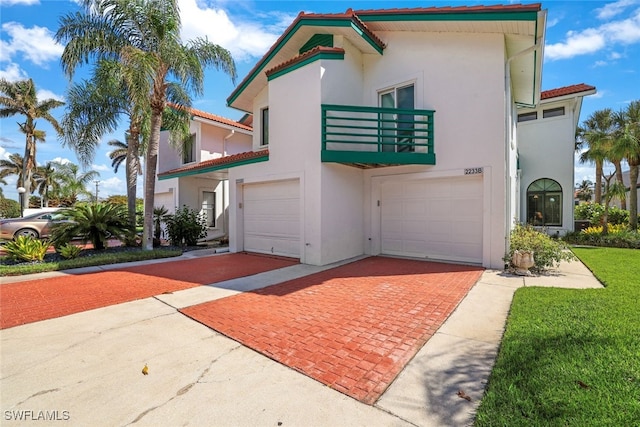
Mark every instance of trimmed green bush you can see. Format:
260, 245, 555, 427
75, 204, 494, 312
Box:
574, 203, 629, 225
165, 205, 207, 247
505, 224, 575, 272
564, 229, 640, 248
57, 243, 82, 259
3, 236, 50, 262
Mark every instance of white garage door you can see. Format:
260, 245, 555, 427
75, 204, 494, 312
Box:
243, 180, 300, 258
380, 176, 483, 264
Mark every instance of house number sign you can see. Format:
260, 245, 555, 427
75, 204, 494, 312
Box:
464, 167, 483, 175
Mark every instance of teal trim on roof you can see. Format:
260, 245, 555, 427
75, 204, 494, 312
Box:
158, 154, 268, 180
357, 10, 538, 22
299, 34, 334, 54
227, 16, 383, 109
267, 50, 345, 81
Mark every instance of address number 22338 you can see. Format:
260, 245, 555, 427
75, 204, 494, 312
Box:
464, 167, 483, 175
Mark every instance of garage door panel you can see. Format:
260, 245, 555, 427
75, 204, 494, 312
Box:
381, 176, 483, 264
243, 180, 300, 258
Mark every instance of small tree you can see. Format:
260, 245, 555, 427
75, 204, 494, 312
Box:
601, 173, 627, 235
164, 205, 207, 247
153, 205, 169, 246
51, 203, 132, 250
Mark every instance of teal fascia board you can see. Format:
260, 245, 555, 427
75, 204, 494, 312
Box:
358, 11, 538, 23
227, 17, 383, 108
158, 155, 268, 180
267, 51, 345, 81
321, 150, 435, 165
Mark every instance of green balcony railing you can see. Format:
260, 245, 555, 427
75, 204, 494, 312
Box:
321, 104, 435, 167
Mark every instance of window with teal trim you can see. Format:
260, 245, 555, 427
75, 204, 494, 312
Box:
299, 34, 334, 54
261, 107, 269, 146
527, 178, 562, 226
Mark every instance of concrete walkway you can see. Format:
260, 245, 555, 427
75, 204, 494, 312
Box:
0, 256, 602, 426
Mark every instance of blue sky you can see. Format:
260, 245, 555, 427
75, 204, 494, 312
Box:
1, 0, 639, 202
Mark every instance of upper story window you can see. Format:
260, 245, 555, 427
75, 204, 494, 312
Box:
527, 178, 562, 226
379, 84, 415, 152
260, 107, 269, 146
517, 111, 537, 122
543, 107, 565, 118
182, 133, 196, 164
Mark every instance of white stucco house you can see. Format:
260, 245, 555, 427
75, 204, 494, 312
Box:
517, 83, 596, 235
155, 107, 253, 239
159, 4, 596, 268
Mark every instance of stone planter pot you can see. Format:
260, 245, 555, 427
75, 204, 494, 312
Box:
512, 250, 535, 276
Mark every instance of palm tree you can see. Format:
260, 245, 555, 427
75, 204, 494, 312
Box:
601, 173, 628, 235
0, 153, 36, 190
576, 179, 593, 203
0, 78, 64, 199
55, 162, 100, 204
57, 0, 236, 250
33, 162, 61, 207
612, 100, 640, 230
577, 109, 616, 204
61, 59, 148, 229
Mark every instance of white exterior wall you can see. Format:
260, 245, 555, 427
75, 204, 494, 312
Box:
361, 31, 508, 268
230, 62, 324, 264
319, 43, 366, 263
518, 99, 577, 235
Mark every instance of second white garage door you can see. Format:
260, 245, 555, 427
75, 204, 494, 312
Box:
380, 176, 483, 264
243, 180, 300, 258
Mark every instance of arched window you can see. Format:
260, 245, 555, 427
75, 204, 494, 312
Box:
527, 179, 562, 226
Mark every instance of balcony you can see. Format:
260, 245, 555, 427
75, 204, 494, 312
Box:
321, 104, 435, 168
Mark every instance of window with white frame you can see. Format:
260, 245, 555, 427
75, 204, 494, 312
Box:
182, 133, 196, 164
202, 191, 215, 227
378, 83, 415, 152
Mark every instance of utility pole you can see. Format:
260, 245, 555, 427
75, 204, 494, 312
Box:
94, 180, 100, 203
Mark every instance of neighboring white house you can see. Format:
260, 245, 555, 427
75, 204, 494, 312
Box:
517, 83, 596, 235
155, 106, 253, 239
612, 169, 640, 212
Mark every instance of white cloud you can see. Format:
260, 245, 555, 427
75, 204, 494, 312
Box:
178, 0, 294, 62
596, 0, 639, 20
1, 22, 64, 66
593, 60, 609, 67
546, 6, 640, 60
51, 157, 72, 165
92, 163, 111, 172
546, 29, 606, 60
100, 176, 125, 196
0, 62, 28, 81
36, 88, 65, 102
0, 0, 39, 5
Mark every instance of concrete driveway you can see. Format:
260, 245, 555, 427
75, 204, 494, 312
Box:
0, 252, 602, 426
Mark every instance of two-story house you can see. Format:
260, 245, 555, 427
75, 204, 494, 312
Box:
155, 107, 253, 240
160, 4, 594, 268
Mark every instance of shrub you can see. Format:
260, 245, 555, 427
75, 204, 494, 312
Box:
50, 203, 132, 250
505, 223, 575, 272
581, 223, 628, 235
3, 236, 50, 262
574, 203, 629, 225
165, 205, 207, 247
57, 243, 82, 259
564, 228, 640, 249
0, 198, 20, 218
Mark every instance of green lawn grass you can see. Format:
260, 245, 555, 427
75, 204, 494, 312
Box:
475, 247, 640, 426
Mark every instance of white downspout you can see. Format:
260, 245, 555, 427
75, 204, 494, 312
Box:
504, 34, 543, 262
223, 129, 235, 156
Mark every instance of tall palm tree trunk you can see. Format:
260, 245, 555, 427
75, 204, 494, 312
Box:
142, 107, 163, 250
125, 131, 139, 229
594, 160, 603, 204
613, 160, 627, 210
630, 163, 639, 230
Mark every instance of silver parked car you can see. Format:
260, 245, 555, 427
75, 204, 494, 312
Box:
0, 210, 63, 240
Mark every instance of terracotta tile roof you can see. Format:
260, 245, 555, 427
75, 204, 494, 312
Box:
541, 83, 596, 100
167, 103, 252, 131
158, 150, 268, 178
354, 3, 542, 15
266, 46, 346, 78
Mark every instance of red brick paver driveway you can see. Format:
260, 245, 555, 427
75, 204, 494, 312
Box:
182, 256, 483, 404
0, 253, 297, 329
